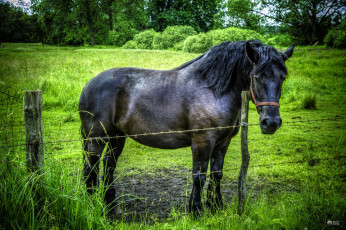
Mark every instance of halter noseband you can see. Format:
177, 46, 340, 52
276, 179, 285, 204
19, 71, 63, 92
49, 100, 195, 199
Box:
249, 72, 280, 110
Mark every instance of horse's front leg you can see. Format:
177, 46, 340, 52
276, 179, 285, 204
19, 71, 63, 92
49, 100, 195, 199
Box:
189, 139, 214, 215
206, 139, 231, 212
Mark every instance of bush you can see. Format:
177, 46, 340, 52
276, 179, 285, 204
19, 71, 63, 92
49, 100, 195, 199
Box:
152, 26, 197, 50
183, 33, 213, 53
122, 40, 137, 49
207, 27, 263, 46
301, 94, 316, 110
264, 34, 293, 47
106, 26, 138, 47
173, 40, 185, 51
152, 33, 169, 50
324, 20, 346, 49
133, 29, 158, 49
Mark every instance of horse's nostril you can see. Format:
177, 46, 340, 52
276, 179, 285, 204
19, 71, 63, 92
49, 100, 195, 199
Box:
261, 117, 281, 134
261, 118, 268, 128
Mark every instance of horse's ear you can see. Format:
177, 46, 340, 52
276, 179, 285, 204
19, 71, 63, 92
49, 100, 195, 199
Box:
282, 45, 295, 61
245, 41, 259, 64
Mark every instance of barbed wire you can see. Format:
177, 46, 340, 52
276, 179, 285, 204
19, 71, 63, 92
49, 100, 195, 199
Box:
0, 90, 21, 101
0, 116, 344, 149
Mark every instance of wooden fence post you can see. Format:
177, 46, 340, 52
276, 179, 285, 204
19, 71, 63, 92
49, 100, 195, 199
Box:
238, 91, 250, 214
24, 90, 44, 172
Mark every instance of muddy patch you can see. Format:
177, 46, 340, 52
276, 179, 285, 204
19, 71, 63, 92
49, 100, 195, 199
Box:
112, 167, 238, 220
111, 167, 299, 221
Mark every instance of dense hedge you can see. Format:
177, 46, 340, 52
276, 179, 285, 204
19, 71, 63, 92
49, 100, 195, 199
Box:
324, 20, 346, 49
123, 26, 197, 50
208, 27, 263, 46
106, 25, 138, 47
263, 34, 293, 47
122, 26, 297, 53
182, 27, 263, 53
182, 33, 213, 53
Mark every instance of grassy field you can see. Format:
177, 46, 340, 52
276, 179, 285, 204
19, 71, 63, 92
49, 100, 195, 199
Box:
0, 43, 345, 229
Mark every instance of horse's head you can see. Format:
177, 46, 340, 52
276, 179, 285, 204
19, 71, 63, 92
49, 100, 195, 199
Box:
245, 41, 294, 134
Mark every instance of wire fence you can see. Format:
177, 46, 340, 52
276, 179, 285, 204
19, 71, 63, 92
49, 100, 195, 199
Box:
0, 116, 344, 149
0, 89, 345, 175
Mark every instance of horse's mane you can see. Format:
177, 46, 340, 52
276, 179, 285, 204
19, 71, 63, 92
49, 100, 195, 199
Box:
174, 40, 287, 96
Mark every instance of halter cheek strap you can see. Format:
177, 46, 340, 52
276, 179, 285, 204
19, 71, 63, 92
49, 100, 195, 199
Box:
249, 73, 280, 110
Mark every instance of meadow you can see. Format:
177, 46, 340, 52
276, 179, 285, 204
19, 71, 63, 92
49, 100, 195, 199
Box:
0, 43, 345, 229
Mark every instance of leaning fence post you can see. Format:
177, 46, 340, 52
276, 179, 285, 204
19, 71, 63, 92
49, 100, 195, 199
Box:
238, 91, 250, 214
24, 90, 44, 172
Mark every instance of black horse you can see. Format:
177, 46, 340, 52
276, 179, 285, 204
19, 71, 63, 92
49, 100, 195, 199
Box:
79, 40, 294, 215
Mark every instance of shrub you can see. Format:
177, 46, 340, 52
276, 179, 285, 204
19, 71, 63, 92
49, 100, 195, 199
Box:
152, 26, 197, 50
208, 27, 263, 46
324, 20, 346, 49
133, 29, 158, 49
106, 26, 138, 47
152, 33, 169, 50
164, 26, 197, 47
183, 33, 213, 53
122, 40, 137, 49
173, 40, 185, 51
301, 94, 317, 110
264, 34, 293, 47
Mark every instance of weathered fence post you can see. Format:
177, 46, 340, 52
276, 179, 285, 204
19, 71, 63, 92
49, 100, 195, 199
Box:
238, 91, 250, 214
24, 90, 44, 172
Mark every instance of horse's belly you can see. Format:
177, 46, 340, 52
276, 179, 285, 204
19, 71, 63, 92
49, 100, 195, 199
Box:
130, 133, 191, 149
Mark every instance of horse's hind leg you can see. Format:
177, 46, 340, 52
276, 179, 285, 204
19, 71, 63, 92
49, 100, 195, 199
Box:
102, 135, 126, 214
206, 140, 231, 212
83, 141, 103, 194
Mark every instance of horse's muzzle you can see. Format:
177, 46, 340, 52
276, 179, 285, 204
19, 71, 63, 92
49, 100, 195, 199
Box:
259, 106, 282, 134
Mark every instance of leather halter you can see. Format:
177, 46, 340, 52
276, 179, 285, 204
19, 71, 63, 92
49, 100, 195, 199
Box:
249, 72, 280, 110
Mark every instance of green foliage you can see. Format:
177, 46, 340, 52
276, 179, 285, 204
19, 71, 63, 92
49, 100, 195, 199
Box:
110, 0, 148, 46
0, 2, 42, 43
122, 40, 138, 49
152, 33, 168, 50
106, 27, 138, 47
301, 94, 317, 110
182, 27, 263, 53
263, 33, 293, 47
208, 27, 263, 46
183, 33, 213, 53
227, 0, 264, 32
146, 0, 225, 32
324, 19, 346, 49
152, 26, 197, 50
132, 29, 158, 49
173, 41, 185, 51
262, 0, 345, 45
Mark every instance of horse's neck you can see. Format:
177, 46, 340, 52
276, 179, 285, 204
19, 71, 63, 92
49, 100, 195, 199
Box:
228, 68, 252, 108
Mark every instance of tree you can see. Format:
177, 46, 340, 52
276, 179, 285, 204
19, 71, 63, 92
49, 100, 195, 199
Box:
146, 0, 225, 32
0, 2, 42, 43
32, 0, 108, 45
227, 0, 264, 32
261, 0, 346, 44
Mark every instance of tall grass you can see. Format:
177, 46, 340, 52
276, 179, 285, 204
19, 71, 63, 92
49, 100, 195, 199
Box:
1, 159, 344, 229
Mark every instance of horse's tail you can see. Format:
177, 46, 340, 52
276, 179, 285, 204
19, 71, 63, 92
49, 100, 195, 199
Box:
80, 125, 87, 151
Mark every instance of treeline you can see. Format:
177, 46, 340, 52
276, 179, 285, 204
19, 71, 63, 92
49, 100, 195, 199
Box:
0, 0, 345, 48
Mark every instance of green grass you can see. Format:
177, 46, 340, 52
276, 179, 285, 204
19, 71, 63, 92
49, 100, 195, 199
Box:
0, 43, 345, 229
